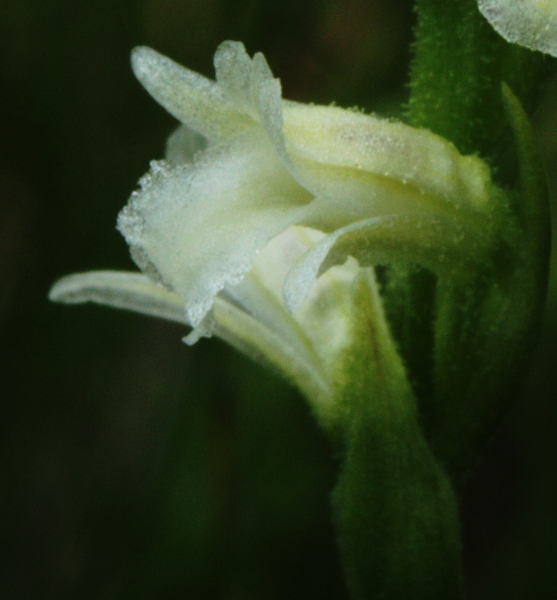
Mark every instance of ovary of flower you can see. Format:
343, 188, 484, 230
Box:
49, 41, 500, 404
478, 0, 557, 56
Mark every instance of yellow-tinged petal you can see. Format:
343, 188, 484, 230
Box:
283, 102, 492, 213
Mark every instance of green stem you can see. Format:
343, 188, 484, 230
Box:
329, 5, 550, 595
386, 0, 549, 479
407, 0, 545, 157
330, 272, 462, 599
332, 387, 462, 600
422, 86, 551, 480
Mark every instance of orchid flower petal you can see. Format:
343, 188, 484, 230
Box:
117, 132, 313, 330
283, 215, 491, 311
48, 270, 187, 323
131, 46, 254, 141
214, 41, 303, 183
220, 227, 335, 381
291, 258, 364, 388
478, 0, 557, 57
213, 40, 260, 118
51, 41, 505, 406
212, 226, 369, 406
282, 102, 493, 215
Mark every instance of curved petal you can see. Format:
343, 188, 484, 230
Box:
291, 257, 364, 384
224, 226, 324, 329
478, 0, 557, 57
219, 227, 334, 380
48, 270, 187, 323
294, 164, 466, 235
131, 46, 255, 141
211, 227, 371, 406
223, 226, 381, 399
212, 295, 330, 403
117, 130, 313, 329
213, 42, 310, 187
215, 42, 304, 185
283, 215, 491, 311
282, 103, 493, 213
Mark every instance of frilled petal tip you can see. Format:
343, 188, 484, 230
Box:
478, 0, 557, 56
117, 145, 312, 331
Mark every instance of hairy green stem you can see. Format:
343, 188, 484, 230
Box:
407, 0, 545, 157
330, 4, 550, 598
332, 387, 462, 600
386, 0, 550, 482
329, 272, 462, 599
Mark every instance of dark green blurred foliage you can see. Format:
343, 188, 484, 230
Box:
1, 1, 556, 599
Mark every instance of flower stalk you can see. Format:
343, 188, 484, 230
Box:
330, 1, 551, 597
408, 0, 546, 156
397, 0, 552, 481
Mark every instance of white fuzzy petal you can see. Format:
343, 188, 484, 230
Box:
213, 41, 302, 183
117, 131, 313, 330
291, 258, 363, 384
131, 46, 254, 141
48, 270, 187, 323
479, 0, 557, 56
218, 225, 366, 403
214, 40, 259, 117
222, 227, 325, 357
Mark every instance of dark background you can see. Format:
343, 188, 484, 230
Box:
1, 1, 557, 598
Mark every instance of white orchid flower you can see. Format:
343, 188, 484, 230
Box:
479, 0, 557, 56
50, 41, 500, 408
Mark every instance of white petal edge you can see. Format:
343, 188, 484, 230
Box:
48, 270, 188, 324
213, 41, 304, 186
117, 132, 312, 331
478, 0, 557, 57
212, 296, 330, 404
290, 258, 364, 383
283, 215, 491, 311
131, 46, 255, 141
213, 40, 259, 118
